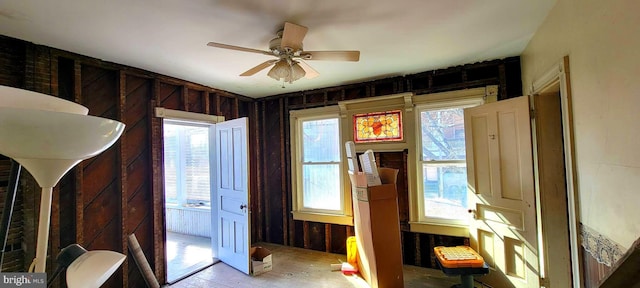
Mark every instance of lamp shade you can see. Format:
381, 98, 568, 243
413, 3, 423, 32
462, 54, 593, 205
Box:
267, 59, 306, 83
66, 250, 126, 288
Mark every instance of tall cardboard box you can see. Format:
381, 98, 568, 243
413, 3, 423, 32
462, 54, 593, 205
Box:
349, 168, 404, 288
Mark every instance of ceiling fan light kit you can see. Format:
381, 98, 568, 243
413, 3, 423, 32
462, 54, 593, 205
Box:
267, 59, 306, 84
207, 22, 360, 84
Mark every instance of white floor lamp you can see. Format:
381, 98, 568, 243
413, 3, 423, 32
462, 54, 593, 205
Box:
0, 85, 126, 287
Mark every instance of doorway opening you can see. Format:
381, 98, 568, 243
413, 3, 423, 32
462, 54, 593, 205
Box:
162, 120, 215, 283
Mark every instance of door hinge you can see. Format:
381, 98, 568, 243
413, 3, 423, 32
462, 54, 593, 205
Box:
530, 108, 536, 119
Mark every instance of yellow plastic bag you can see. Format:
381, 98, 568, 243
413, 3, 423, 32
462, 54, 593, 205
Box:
346, 236, 357, 266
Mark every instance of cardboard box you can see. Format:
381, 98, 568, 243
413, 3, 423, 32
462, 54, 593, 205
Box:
349, 168, 399, 202
250, 246, 272, 275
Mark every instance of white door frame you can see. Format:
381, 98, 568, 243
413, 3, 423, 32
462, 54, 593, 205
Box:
155, 107, 225, 276
529, 56, 582, 288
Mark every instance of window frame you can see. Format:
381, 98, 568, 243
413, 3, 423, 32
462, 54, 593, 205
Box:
410, 93, 487, 236
415, 100, 483, 225
290, 106, 353, 225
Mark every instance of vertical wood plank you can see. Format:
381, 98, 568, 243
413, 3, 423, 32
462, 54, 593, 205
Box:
118, 71, 129, 287
252, 101, 263, 242
303, 221, 309, 249
150, 80, 166, 284
499, 63, 507, 100
73, 61, 84, 245
182, 86, 188, 111
215, 92, 221, 116
284, 97, 295, 247
279, 98, 288, 245
204, 90, 210, 115
48, 57, 61, 287
261, 101, 271, 243
234, 97, 239, 118
325, 224, 331, 252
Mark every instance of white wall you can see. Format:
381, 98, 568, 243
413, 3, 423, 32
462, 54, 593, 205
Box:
521, 0, 640, 249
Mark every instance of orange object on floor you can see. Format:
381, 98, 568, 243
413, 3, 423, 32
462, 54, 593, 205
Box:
433, 246, 485, 268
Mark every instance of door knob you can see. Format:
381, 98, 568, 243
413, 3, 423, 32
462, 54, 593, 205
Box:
468, 209, 477, 219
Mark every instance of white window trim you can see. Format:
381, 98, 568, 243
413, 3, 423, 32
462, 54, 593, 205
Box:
408, 86, 496, 237
290, 106, 353, 226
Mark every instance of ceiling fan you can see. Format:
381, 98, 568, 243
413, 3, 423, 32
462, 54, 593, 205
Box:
207, 22, 360, 84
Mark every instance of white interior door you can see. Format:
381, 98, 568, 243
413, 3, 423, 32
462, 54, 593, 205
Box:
464, 96, 539, 288
215, 117, 250, 274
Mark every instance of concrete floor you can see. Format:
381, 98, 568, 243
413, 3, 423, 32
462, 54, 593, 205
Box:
167, 242, 481, 288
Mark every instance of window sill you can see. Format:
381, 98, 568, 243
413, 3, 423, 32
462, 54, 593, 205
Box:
292, 211, 353, 226
166, 203, 211, 212
409, 221, 469, 238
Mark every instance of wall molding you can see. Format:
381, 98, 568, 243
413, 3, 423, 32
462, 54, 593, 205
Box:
580, 223, 625, 266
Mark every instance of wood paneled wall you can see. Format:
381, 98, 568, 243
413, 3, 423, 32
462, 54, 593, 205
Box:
1, 32, 524, 286
254, 57, 523, 269
0, 35, 253, 287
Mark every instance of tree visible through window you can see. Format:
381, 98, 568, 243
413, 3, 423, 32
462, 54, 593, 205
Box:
420, 107, 468, 220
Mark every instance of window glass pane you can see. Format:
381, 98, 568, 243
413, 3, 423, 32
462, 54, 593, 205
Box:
163, 122, 211, 208
423, 164, 467, 220
353, 110, 403, 143
163, 125, 178, 202
302, 118, 340, 162
302, 164, 341, 210
184, 126, 210, 206
420, 108, 466, 161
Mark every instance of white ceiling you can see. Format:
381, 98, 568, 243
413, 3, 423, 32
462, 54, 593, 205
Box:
0, 0, 556, 98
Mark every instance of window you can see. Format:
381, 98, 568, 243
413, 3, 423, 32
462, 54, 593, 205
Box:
163, 121, 212, 208
300, 118, 341, 210
290, 106, 351, 225
416, 98, 483, 226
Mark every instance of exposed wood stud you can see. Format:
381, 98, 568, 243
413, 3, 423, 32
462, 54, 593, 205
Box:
118, 71, 129, 286
150, 80, 166, 284
284, 97, 295, 247
234, 97, 240, 118
429, 234, 436, 267
73, 60, 84, 245
49, 57, 61, 287
415, 233, 421, 266
182, 86, 188, 112
325, 224, 331, 252
303, 221, 310, 249
279, 97, 288, 245
215, 92, 221, 116
261, 101, 271, 243
204, 91, 210, 115
253, 102, 263, 242
499, 63, 507, 100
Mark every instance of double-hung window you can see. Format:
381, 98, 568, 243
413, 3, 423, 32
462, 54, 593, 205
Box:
290, 106, 351, 225
414, 96, 484, 230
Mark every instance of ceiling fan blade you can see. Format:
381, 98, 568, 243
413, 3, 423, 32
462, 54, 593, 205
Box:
280, 22, 308, 51
297, 60, 319, 79
240, 60, 278, 76
207, 42, 272, 56
301, 51, 360, 62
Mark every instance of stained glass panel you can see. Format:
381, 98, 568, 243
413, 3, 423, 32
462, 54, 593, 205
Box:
353, 110, 403, 143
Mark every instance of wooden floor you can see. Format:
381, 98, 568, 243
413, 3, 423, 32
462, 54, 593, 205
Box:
167, 242, 476, 288
166, 232, 214, 284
